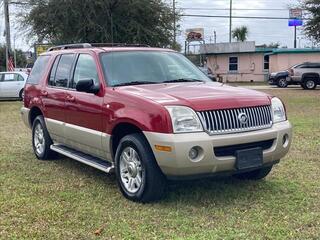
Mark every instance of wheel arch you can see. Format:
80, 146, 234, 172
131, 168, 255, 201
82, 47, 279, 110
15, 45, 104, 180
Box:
29, 106, 44, 128
110, 122, 150, 161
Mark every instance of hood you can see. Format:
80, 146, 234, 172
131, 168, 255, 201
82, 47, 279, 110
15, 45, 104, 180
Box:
115, 82, 271, 111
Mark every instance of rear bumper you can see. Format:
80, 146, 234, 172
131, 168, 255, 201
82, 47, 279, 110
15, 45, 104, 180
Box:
20, 107, 30, 128
144, 121, 292, 178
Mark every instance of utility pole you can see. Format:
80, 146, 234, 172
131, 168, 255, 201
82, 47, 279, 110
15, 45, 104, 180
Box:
229, 0, 232, 43
173, 0, 176, 47
214, 30, 217, 44
294, 26, 297, 48
4, 0, 12, 71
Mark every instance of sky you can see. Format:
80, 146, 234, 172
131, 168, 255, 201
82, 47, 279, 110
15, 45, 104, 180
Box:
0, 0, 313, 52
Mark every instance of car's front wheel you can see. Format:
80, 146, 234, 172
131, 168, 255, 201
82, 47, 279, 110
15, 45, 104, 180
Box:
277, 78, 288, 88
115, 133, 167, 203
234, 166, 273, 180
32, 116, 57, 160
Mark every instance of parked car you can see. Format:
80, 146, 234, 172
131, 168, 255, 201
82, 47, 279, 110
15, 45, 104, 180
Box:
198, 66, 216, 81
268, 70, 290, 88
0, 71, 28, 99
21, 43, 292, 203
289, 62, 320, 90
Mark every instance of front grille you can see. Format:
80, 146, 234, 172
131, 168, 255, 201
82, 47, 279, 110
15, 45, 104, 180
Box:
198, 105, 273, 135
214, 139, 275, 157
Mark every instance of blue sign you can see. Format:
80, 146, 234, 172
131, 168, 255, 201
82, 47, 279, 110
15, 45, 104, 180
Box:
289, 19, 303, 27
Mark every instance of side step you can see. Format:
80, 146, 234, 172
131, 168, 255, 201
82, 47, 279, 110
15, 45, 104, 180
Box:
50, 144, 114, 173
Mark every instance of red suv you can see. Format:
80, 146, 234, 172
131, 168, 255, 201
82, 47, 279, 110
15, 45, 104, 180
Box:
21, 43, 292, 202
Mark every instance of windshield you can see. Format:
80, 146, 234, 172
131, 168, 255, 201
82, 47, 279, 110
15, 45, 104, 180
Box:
100, 51, 210, 87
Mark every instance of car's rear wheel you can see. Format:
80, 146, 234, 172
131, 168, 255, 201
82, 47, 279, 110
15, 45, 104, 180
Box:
277, 78, 288, 88
302, 78, 317, 90
115, 133, 167, 203
234, 166, 273, 180
32, 116, 57, 160
19, 89, 24, 101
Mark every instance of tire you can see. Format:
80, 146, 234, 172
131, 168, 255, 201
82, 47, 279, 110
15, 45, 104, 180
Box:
19, 89, 24, 101
32, 115, 57, 160
277, 78, 288, 88
234, 166, 273, 180
115, 133, 167, 203
301, 78, 317, 90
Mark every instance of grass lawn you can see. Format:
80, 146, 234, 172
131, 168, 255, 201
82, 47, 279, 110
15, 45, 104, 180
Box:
0, 89, 319, 239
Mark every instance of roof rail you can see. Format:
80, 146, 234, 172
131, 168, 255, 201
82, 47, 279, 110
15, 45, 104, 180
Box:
47, 43, 150, 52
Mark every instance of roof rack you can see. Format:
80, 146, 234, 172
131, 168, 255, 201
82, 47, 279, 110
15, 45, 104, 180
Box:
47, 43, 151, 52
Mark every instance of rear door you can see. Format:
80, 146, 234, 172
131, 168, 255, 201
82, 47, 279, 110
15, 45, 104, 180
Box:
64, 53, 105, 158
43, 54, 76, 144
0, 73, 22, 97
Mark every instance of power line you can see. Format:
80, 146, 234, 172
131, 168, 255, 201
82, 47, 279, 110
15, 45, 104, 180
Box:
179, 8, 299, 11
180, 14, 310, 20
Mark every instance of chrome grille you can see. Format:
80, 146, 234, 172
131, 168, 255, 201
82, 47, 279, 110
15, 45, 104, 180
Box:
198, 105, 273, 135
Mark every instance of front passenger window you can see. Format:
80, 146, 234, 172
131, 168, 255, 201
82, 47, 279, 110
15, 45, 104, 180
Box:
72, 54, 99, 89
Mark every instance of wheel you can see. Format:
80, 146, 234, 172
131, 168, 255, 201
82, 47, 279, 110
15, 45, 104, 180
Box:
115, 133, 167, 203
234, 166, 273, 180
19, 89, 24, 101
32, 115, 57, 160
277, 78, 288, 88
302, 78, 317, 90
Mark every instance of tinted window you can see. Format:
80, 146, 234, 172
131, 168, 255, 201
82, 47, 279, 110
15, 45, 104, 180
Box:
54, 54, 75, 88
48, 55, 61, 86
27, 55, 51, 85
72, 54, 99, 88
229, 57, 238, 71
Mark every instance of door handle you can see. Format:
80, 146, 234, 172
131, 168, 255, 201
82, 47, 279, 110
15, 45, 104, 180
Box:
66, 95, 75, 102
40, 90, 48, 97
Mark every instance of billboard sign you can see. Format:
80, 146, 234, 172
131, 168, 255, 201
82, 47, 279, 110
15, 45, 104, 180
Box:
186, 28, 204, 42
34, 44, 53, 58
289, 9, 303, 20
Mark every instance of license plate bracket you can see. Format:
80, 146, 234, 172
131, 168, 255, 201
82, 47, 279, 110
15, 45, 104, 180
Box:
235, 147, 263, 170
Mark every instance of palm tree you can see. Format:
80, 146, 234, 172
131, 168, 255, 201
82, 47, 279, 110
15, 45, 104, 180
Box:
232, 26, 249, 42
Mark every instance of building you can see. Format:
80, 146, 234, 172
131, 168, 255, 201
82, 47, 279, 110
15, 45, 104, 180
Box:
200, 42, 320, 82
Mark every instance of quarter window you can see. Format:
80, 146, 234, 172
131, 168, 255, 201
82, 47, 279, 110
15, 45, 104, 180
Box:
229, 57, 238, 71
27, 55, 51, 85
53, 54, 75, 88
72, 54, 99, 88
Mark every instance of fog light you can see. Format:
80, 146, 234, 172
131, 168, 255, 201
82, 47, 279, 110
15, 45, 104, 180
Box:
189, 147, 199, 160
283, 134, 289, 148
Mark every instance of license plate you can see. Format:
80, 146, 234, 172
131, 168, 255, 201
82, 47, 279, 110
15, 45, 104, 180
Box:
235, 147, 263, 170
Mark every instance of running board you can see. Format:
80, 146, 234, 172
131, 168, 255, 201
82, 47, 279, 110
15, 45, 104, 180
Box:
50, 144, 114, 173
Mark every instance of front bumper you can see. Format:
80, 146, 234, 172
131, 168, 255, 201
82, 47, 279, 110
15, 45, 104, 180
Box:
144, 121, 292, 179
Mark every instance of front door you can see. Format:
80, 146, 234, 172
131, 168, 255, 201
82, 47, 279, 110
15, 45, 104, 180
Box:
64, 53, 105, 159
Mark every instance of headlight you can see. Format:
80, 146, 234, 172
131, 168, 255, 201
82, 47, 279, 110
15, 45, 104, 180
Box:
271, 97, 286, 123
165, 106, 203, 133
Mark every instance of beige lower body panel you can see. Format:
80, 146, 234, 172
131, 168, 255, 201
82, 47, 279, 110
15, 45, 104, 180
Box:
144, 121, 292, 177
20, 107, 30, 128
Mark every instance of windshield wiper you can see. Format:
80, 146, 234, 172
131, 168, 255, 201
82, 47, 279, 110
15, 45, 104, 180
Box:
112, 81, 159, 87
163, 78, 205, 83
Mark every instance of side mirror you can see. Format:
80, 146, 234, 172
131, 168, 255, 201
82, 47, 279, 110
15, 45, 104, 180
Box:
76, 79, 100, 94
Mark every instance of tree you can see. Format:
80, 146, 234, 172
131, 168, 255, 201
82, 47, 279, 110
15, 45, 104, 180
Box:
20, 0, 180, 49
303, 0, 320, 42
258, 42, 280, 48
232, 26, 249, 42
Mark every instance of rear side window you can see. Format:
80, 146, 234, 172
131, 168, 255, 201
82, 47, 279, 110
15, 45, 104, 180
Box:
53, 54, 75, 88
27, 55, 51, 85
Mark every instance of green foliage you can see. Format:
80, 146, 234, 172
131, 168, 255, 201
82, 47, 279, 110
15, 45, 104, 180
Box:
22, 0, 179, 48
0, 45, 27, 71
303, 0, 320, 42
232, 26, 249, 42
